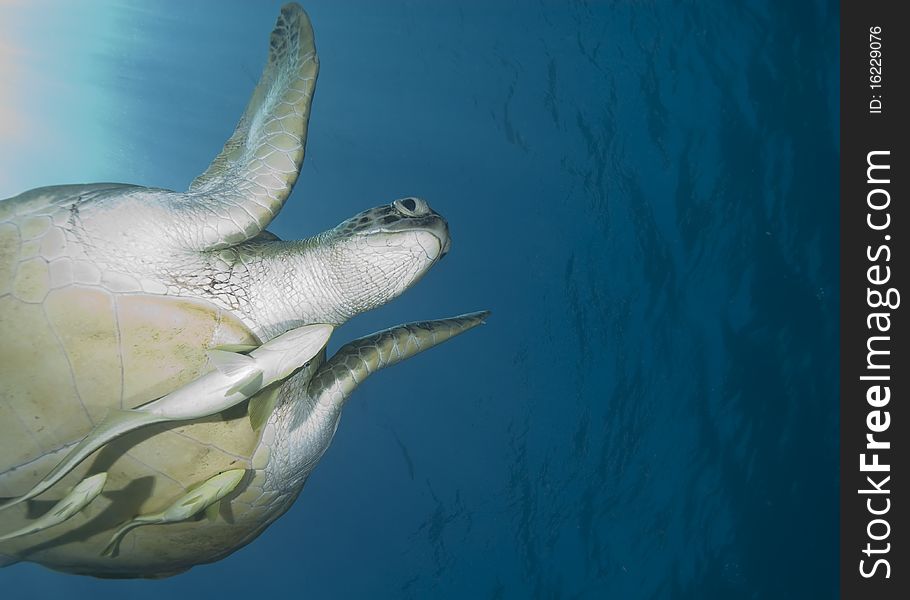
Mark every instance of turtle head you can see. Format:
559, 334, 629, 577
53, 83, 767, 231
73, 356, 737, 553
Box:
314, 196, 450, 320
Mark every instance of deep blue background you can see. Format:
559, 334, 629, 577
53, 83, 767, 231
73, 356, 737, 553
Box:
1, 0, 839, 597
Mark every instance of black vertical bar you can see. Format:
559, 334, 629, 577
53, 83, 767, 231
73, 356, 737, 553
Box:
840, 1, 907, 598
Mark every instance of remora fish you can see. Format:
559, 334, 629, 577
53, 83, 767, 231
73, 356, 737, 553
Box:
0, 323, 333, 511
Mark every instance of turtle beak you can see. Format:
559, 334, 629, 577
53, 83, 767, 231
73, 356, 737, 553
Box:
425, 209, 450, 261
407, 210, 449, 263
381, 200, 450, 261
440, 231, 451, 259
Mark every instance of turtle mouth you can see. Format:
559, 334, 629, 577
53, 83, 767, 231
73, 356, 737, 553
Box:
413, 217, 450, 262
379, 211, 451, 262
413, 229, 446, 262
335, 201, 451, 262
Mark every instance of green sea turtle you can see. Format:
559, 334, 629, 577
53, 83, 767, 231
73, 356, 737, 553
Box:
0, 3, 487, 578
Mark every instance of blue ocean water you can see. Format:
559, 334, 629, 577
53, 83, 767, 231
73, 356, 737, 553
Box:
0, 0, 839, 598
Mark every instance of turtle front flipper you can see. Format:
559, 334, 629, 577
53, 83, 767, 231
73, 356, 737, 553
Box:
310, 311, 491, 408
185, 3, 319, 250
0, 473, 107, 541
102, 469, 245, 558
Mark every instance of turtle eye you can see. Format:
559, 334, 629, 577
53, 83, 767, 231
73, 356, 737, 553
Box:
392, 197, 429, 217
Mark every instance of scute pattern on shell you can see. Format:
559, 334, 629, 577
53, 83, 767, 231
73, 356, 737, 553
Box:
0, 187, 282, 576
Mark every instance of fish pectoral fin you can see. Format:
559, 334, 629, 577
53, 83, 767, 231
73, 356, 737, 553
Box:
226, 371, 264, 398
207, 349, 257, 377
248, 383, 282, 431
204, 501, 222, 522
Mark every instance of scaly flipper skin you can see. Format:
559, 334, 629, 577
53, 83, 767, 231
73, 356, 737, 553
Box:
8, 4, 319, 251
0, 474, 107, 541
310, 311, 492, 408
260, 312, 491, 494
18, 4, 319, 254
102, 470, 245, 558
186, 3, 320, 249
0, 324, 331, 513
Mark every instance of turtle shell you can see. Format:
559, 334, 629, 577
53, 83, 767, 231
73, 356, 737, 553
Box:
0, 187, 272, 577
